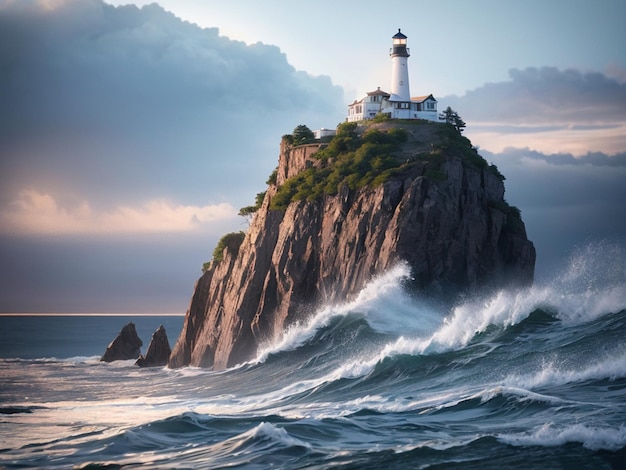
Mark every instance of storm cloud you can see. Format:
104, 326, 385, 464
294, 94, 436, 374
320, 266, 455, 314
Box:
445, 67, 626, 124
0, 0, 344, 312
443, 67, 626, 155
0, 0, 345, 225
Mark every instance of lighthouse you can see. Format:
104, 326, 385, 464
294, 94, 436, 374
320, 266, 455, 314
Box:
346, 29, 439, 122
389, 29, 411, 102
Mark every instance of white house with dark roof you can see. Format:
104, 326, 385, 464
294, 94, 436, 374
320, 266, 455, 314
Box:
347, 29, 440, 123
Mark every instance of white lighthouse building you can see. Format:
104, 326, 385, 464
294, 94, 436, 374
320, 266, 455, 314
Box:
389, 29, 411, 102
347, 29, 439, 122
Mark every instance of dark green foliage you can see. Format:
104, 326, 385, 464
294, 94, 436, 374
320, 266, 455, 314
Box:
435, 124, 504, 177
255, 191, 266, 207
270, 120, 502, 211
423, 151, 446, 181
238, 205, 257, 219
490, 164, 506, 181
238, 191, 267, 222
211, 231, 245, 264
336, 121, 358, 137
439, 106, 466, 133
292, 124, 315, 145
266, 168, 278, 185
372, 112, 390, 123
270, 126, 413, 210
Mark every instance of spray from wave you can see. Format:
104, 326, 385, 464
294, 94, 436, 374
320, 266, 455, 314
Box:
249, 241, 626, 384
253, 263, 437, 364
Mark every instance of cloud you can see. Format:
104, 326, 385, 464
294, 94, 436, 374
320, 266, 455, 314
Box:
442, 67, 626, 154
0, 0, 345, 210
0, 189, 237, 235
488, 147, 626, 167
0, 0, 345, 313
447, 67, 626, 124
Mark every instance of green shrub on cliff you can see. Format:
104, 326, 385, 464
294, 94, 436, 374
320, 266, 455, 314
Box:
283, 124, 316, 146
434, 123, 503, 176
204, 231, 246, 271
238, 191, 267, 224
270, 120, 502, 211
270, 127, 409, 210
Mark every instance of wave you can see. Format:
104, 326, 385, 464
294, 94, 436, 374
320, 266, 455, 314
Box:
499, 423, 626, 451
253, 263, 436, 364
503, 347, 626, 389
242, 241, 626, 391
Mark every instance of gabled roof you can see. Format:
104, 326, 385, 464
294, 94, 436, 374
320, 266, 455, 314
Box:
411, 94, 437, 103
367, 87, 390, 97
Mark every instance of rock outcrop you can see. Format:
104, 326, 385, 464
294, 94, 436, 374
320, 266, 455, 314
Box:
169, 121, 536, 370
136, 325, 171, 367
100, 322, 142, 362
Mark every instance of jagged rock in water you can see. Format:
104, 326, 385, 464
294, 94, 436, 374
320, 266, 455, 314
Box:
169, 121, 536, 370
100, 322, 142, 362
136, 325, 171, 367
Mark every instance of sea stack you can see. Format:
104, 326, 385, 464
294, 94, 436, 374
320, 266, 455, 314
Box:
100, 322, 143, 362
136, 325, 172, 367
169, 120, 536, 370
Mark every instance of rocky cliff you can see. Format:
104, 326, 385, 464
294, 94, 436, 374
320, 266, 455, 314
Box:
169, 121, 535, 370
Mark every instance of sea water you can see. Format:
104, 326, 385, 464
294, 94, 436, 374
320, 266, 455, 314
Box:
1, 242, 625, 469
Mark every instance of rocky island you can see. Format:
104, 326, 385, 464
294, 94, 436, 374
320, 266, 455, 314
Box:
169, 119, 535, 370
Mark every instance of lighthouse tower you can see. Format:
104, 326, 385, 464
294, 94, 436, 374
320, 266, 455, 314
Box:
345, 28, 439, 122
389, 29, 411, 102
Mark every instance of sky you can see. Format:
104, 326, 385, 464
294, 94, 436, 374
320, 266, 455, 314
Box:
1, 0, 625, 313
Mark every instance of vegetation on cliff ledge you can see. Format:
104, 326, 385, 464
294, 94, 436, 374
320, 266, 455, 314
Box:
271, 122, 410, 210
270, 119, 504, 211
202, 231, 246, 271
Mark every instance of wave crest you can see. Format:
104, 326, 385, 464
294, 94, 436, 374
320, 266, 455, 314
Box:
499, 423, 626, 451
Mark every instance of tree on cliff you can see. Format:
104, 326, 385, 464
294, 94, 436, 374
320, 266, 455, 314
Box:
439, 106, 466, 133
291, 124, 315, 144
238, 191, 267, 224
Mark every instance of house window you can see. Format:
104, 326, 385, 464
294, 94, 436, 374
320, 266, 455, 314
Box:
426, 101, 436, 110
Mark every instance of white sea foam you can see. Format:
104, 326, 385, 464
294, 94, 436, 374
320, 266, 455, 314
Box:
249, 422, 312, 448
504, 348, 626, 389
252, 241, 626, 377
498, 423, 626, 451
253, 263, 419, 364
547, 240, 626, 324
372, 241, 626, 359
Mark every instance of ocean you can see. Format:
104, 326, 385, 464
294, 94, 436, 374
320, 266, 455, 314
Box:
1, 242, 625, 469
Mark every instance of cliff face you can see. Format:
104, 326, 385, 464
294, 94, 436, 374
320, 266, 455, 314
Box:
169, 122, 535, 370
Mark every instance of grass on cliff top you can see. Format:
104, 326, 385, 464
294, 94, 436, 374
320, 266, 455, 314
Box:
270, 120, 503, 211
